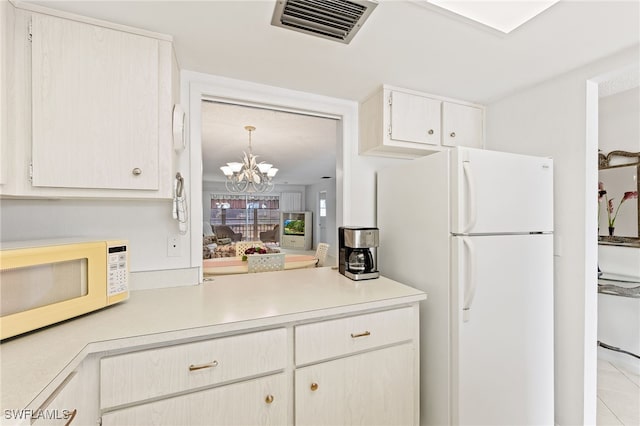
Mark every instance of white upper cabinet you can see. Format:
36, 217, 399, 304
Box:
442, 101, 484, 149
31, 14, 160, 190
359, 85, 484, 158
389, 90, 441, 146
2, 3, 178, 198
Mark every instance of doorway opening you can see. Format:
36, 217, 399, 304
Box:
198, 97, 339, 270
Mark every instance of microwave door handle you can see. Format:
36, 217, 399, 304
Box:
462, 161, 477, 233
462, 236, 477, 323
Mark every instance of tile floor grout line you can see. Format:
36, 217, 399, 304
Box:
611, 362, 640, 389
598, 395, 625, 426
597, 360, 640, 425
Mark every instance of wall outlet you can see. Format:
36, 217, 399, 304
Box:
167, 235, 181, 257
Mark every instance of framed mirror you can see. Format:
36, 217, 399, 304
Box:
598, 150, 640, 247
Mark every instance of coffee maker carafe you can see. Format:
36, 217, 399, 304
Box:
338, 226, 379, 281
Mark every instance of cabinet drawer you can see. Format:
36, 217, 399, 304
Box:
100, 328, 287, 409
102, 373, 287, 426
295, 307, 415, 365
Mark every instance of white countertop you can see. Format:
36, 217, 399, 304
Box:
1, 267, 425, 413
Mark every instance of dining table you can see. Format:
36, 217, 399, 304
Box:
203, 254, 318, 275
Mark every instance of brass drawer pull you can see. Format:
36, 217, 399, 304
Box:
64, 408, 77, 426
188, 360, 219, 371
310, 382, 319, 391
350, 331, 371, 338
265, 394, 274, 404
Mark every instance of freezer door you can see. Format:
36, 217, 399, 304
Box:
451, 234, 554, 426
451, 148, 553, 234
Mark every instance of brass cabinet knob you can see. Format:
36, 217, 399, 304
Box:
310, 382, 319, 391
132, 168, 142, 176
265, 394, 274, 404
428, 129, 434, 135
450, 132, 456, 138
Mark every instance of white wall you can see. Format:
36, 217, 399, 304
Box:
0, 198, 190, 272
485, 46, 639, 426
599, 86, 640, 153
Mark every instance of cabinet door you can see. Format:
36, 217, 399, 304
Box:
31, 13, 159, 190
442, 102, 483, 148
390, 90, 441, 146
295, 343, 414, 426
32, 367, 97, 426
101, 374, 287, 426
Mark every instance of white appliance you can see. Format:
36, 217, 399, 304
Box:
377, 147, 554, 426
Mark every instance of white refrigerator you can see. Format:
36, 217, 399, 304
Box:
377, 147, 554, 426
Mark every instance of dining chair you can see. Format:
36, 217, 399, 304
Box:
247, 253, 285, 273
315, 243, 330, 267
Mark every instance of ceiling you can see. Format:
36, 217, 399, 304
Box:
201, 102, 338, 185
22, 0, 640, 185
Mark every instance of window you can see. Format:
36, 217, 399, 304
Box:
210, 194, 279, 240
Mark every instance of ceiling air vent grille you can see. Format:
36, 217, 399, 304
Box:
271, 0, 378, 44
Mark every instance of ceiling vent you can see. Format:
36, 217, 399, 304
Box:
271, 0, 378, 44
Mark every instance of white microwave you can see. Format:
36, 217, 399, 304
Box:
0, 239, 129, 340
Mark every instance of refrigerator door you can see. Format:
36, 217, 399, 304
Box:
451, 148, 553, 234
451, 234, 554, 426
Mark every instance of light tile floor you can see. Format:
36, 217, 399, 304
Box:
597, 359, 640, 425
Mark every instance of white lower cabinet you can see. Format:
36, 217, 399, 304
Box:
101, 373, 287, 426
31, 356, 100, 426
99, 328, 288, 426
295, 343, 415, 426
294, 307, 418, 426
30, 372, 84, 426
26, 305, 420, 426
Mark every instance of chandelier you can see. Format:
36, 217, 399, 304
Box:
220, 125, 278, 193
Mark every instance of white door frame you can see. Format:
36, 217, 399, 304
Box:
317, 190, 327, 245
182, 72, 357, 280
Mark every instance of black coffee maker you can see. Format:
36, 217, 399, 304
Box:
338, 226, 379, 281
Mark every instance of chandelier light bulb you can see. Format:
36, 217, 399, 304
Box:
220, 166, 233, 176
257, 163, 273, 173
227, 162, 243, 173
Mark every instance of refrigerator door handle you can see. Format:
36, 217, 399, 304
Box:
462, 236, 477, 322
462, 161, 478, 233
